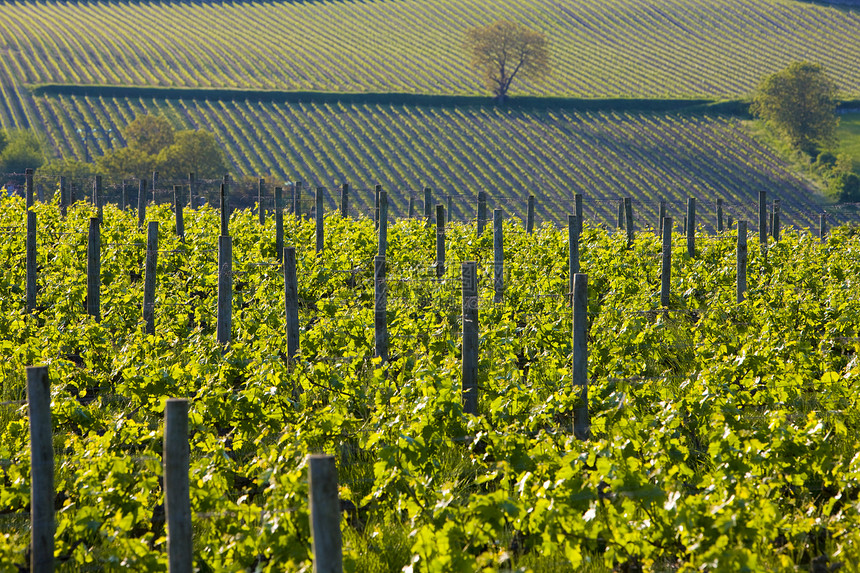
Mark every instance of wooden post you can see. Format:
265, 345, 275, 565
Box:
658, 199, 666, 236
727, 215, 733, 230
526, 194, 535, 234
60, 176, 68, 217
93, 174, 103, 221
424, 187, 432, 226
686, 197, 696, 257
378, 191, 388, 258
476, 191, 487, 236
374, 255, 387, 362
408, 196, 414, 218
661, 217, 672, 308
716, 198, 724, 233
164, 398, 192, 573
219, 183, 229, 237
308, 454, 343, 573
138, 179, 147, 228
26, 210, 36, 313
294, 180, 302, 218
340, 183, 349, 218
143, 222, 158, 335
25, 168, 34, 207
446, 194, 453, 224
258, 178, 266, 225
493, 210, 503, 303
374, 185, 381, 229
461, 262, 478, 415
617, 199, 624, 230
152, 171, 159, 204
275, 187, 284, 262
87, 217, 101, 321
758, 190, 767, 252
315, 187, 324, 254
27, 365, 54, 573
772, 199, 781, 242
283, 247, 299, 361
737, 221, 747, 304
435, 205, 445, 278
572, 274, 590, 440
624, 197, 634, 248
217, 235, 233, 345
174, 186, 185, 240
568, 215, 579, 303
820, 213, 827, 243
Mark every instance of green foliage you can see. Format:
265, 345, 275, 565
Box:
751, 62, 839, 156
156, 129, 228, 179
123, 114, 175, 156
0, 130, 44, 175
0, 198, 859, 570
95, 146, 157, 180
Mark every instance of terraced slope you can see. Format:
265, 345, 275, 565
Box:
35, 94, 835, 229
0, 0, 857, 109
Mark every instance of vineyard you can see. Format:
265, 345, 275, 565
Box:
2, 191, 860, 570
27, 94, 847, 230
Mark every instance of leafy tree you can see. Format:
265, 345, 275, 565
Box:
0, 130, 45, 182
156, 129, 228, 179
463, 20, 550, 102
95, 146, 156, 180
751, 61, 838, 156
123, 114, 175, 156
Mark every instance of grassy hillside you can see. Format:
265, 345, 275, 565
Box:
33, 93, 840, 229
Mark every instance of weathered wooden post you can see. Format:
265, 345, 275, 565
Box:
275, 187, 284, 261
283, 247, 299, 361
315, 187, 324, 254
340, 183, 349, 218
87, 217, 101, 321
758, 190, 767, 252
526, 194, 535, 234
476, 191, 487, 236
435, 205, 445, 278
716, 198, 724, 233
661, 217, 672, 308
258, 178, 266, 225
568, 215, 579, 304
374, 255, 387, 362
26, 210, 36, 313
374, 184, 381, 229
143, 222, 158, 335
493, 210, 504, 303
174, 186, 185, 240
572, 273, 590, 440
164, 398, 192, 573
727, 215, 733, 230
217, 233, 232, 345
308, 454, 343, 573
462, 261, 478, 415
424, 187, 432, 226
27, 365, 54, 573
737, 221, 747, 304
686, 197, 696, 257
138, 179, 147, 228
378, 191, 388, 258
408, 195, 415, 218
220, 183, 229, 237
60, 176, 68, 217
624, 197, 634, 248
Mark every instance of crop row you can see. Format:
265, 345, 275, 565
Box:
1, 197, 860, 570
29, 94, 842, 229
0, 0, 858, 101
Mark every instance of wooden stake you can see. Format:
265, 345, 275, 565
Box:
60, 176, 68, 217
686, 197, 696, 257
572, 273, 590, 440
462, 262, 478, 415
758, 190, 767, 252
661, 217, 672, 308
26, 210, 36, 313
27, 365, 54, 573
87, 217, 101, 321
374, 255, 387, 362
624, 197, 634, 248
493, 210, 504, 303
143, 222, 158, 335
568, 215, 579, 304
174, 186, 185, 240
164, 398, 192, 573
435, 205, 445, 278
217, 235, 232, 345
340, 183, 349, 218
526, 194, 535, 234
716, 198, 724, 233
220, 183, 229, 237
476, 191, 487, 237
93, 174, 102, 221
316, 187, 324, 254
377, 191, 388, 258
737, 220, 747, 304
258, 178, 266, 225
283, 247, 300, 361
275, 187, 284, 261
308, 454, 343, 573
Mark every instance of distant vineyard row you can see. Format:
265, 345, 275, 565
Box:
0, 0, 857, 105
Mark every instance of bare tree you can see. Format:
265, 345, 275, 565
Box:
464, 20, 550, 103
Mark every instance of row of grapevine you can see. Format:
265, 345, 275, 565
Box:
1, 0, 858, 99
27, 93, 845, 228
1, 195, 860, 570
